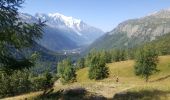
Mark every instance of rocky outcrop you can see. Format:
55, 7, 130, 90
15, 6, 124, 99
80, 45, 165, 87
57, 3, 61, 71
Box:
87, 9, 170, 51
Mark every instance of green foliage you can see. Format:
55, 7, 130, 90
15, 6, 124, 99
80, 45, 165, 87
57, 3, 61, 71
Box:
31, 71, 53, 91
100, 50, 112, 63
31, 76, 47, 91
88, 52, 109, 80
76, 58, 85, 69
85, 32, 128, 52
145, 33, 170, 55
0, 0, 45, 72
134, 47, 159, 82
85, 49, 128, 67
85, 50, 95, 67
0, 70, 31, 98
111, 49, 127, 62
57, 59, 76, 83
62, 66, 77, 83
57, 59, 71, 77
0, 69, 55, 98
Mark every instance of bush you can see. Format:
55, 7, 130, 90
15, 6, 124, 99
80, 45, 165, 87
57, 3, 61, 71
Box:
0, 70, 55, 98
31, 76, 47, 91
0, 70, 31, 98
31, 71, 54, 91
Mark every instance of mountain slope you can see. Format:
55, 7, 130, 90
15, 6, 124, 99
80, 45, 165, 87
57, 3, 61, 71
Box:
141, 32, 170, 55
19, 42, 67, 73
4, 55, 170, 99
21, 13, 104, 51
87, 9, 170, 51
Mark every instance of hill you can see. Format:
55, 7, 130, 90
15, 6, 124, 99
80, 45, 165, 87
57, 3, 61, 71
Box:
4, 55, 170, 100
14, 42, 68, 73
86, 9, 170, 52
143, 32, 170, 55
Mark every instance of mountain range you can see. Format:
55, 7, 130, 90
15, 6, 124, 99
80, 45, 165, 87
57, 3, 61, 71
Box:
86, 9, 170, 51
14, 8, 170, 73
20, 13, 104, 51
19, 9, 170, 61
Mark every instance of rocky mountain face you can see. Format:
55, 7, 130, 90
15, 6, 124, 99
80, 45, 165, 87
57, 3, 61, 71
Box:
86, 9, 170, 51
20, 13, 104, 51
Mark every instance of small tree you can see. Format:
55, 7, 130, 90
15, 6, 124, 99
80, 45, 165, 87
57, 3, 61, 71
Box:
112, 49, 127, 62
57, 60, 69, 77
57, 59, 76, 83
134, 47, 159, 82
62, 66, 76, 83
114, 50, 121, 62
43, 71, 53, 95
76, 58, 85, 69
119, 49, 127, 61
100, 51, 112, 63
88, 53, 109, 80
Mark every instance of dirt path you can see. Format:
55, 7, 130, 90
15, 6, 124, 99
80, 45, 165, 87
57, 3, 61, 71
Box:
2, 81, 136, 100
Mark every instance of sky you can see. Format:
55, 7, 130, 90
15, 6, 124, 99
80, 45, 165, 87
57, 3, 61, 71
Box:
20, 0, 170, 32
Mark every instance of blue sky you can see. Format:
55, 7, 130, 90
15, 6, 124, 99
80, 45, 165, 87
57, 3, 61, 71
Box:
20, 0, 170, 32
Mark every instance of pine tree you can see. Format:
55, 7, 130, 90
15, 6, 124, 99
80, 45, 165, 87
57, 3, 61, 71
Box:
100, 50, 112, 63
76, 58, 85, 69
62, 66, 76, 83
0, 0, 45, 73
88, 53, 109, 80
57, 59, 76, 83
134, 47, 159, 82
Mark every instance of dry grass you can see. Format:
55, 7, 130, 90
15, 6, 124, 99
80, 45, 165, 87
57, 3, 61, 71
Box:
3, 55, 170, 100
2, 91, 42, 100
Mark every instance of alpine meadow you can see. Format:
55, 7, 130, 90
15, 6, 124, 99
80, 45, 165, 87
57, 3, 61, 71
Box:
1, 0, 170, 100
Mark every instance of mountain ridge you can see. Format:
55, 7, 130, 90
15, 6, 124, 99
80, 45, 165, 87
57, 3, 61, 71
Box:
86, 9, 170, 51
20, 13, 104, 51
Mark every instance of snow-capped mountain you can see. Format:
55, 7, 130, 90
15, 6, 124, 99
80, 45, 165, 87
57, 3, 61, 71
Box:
20, 13, 104, 51
47, 13, 82, 33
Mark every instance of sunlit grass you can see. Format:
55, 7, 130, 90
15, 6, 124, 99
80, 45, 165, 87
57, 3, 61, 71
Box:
4, 55, 170, 100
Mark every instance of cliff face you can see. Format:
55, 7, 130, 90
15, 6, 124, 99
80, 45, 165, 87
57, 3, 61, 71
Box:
86, 9, 170, 51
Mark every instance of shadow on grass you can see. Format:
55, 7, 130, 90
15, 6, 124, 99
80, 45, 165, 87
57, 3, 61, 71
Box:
113, 89, 170, 100
34, 88, 170, 100
150, 74, 170, 82
34, 88, 106, 100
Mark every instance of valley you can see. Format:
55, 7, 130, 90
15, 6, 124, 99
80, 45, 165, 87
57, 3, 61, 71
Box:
1, 1, 170, 100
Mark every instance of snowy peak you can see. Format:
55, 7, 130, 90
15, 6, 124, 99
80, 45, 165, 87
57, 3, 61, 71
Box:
48, 13, 81, 27
34, 13, 104, 38
35, 13, 82, 32
20, 12, 104, 51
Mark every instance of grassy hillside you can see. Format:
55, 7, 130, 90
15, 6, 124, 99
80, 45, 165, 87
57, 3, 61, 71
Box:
77, 55, 170, 83
4, 55, 170, 100
76, 55, 170, 99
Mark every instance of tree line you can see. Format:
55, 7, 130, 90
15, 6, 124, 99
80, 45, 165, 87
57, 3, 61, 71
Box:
0, 0, 164, 98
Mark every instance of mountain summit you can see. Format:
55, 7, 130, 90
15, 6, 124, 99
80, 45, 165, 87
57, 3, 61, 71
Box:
21, 13, 104, 51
